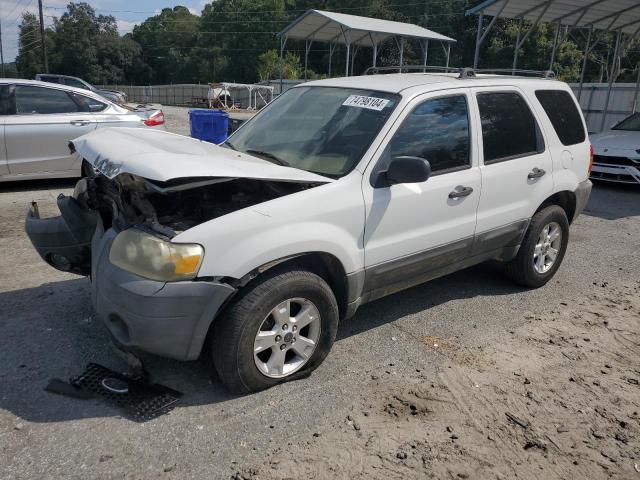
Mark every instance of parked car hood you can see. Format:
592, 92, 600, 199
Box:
591, 130, 640, 156
71, 127, 334, 187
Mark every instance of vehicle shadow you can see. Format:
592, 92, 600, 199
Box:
0, 261, 522, 424
583, 180, 640, 220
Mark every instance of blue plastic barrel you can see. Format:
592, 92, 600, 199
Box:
188, 109, 229, 144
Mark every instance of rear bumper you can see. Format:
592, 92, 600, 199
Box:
591, 164, 640, 184
91, 225, 236, 361
574, 179, 592, 220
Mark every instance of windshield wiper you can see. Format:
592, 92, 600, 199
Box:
222, 140, 237, 151
244, 149, 290, 167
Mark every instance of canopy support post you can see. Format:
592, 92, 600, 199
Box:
513, 1, 553, 73
549, 22, 561, 71
399, 37, 405, 72
422, 39, 429, 72
351, 44, 359, 75
328, 41, 335, 77
279, 34, 287, 95
633, 64, 640, 113
600, 29, 622, 132
513, 17, 523, 72
577, 26, 593, 102
473, 0, 509, 69
474, 12, 484, 69
340, 26, 350, 76
304, 40, 313, 80
369, 33, 377, 68
446, 43, 451, 67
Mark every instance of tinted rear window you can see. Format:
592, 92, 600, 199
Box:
535, 90, 585, 146
477, 92, 543, 163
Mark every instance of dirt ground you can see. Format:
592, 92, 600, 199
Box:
0, 110, 639, 479
241, 282, 640, 480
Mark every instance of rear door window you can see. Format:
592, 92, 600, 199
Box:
535, 90, 585, 145
477, 92, 544, 164
15, 85, 79, 114
71, 93, 107, 112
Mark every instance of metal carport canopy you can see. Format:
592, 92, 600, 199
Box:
276, 9, 456, 85
278, 9, 456, 47
467, 0, 640, 132
467, 0, 640, 35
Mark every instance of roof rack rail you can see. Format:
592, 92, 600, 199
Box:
364, 65, 464, 76
364, 65, 555, 79
474, 68, 556, 78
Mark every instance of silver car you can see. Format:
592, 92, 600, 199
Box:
0, 79, 165, 182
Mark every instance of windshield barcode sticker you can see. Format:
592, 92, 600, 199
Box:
342, 95, 390, 111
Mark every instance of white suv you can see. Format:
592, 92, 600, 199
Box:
26, 71, 592, 393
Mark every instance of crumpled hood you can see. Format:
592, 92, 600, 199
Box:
71, 127, 334, 184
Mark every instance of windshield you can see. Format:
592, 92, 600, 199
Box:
612, 113, 640, 131
226, 86, 399, 177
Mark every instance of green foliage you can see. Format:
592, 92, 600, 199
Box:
257, 50, 303, 81
15, 12, 47, 79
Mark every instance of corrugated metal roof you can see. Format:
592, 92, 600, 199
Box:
279, 9, 456, 46
467, 0, 640, 35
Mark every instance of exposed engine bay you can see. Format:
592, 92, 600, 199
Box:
81, 173, 317, 236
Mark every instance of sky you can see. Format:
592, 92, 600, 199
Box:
0, 0, 206, 62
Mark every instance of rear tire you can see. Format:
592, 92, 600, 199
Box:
504, 205, 569, 288
212, 268, 339, 394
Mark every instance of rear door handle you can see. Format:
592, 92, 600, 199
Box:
448, 186, 474, 199
528, 167, 546, 179
70, 120, 90, 126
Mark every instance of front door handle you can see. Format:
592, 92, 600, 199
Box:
528, 167, 546, 179
448, 186, 474, 199
70, 120, 90, 126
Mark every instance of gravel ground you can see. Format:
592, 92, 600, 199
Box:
0, 115, 638, 479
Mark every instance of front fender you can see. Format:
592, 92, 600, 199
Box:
173, 177, 365, 279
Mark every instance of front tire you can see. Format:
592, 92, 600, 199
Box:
212, 268, 339, 394
504, 205, 569, 288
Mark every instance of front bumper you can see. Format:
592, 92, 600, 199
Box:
591, 163, 640, 184
91, 224, 236, 361
574, 179, 592, 220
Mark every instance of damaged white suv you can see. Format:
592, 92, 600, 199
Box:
26, 71, 592, 393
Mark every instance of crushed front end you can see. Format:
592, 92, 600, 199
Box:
24, 164, 320, 362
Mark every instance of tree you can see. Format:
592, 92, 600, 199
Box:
257, 49, 303, 81
131, 6, 201, 84
47, 2, 148, 84
15, 12, 51, 79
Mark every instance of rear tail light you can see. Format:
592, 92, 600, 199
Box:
144, 110, 164, 126
588, 144, 594, 173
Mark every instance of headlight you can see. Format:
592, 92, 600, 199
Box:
109, 229, 204, 282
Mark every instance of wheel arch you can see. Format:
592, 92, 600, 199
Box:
232, 251, 351, 319
536, 190, 577, 223
200, 251, 351, 360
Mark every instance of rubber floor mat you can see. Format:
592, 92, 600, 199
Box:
67, 363, 183, 421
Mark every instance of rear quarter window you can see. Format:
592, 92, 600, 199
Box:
535, 90, 586, 146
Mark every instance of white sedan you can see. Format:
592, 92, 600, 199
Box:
0, 79, 164, 182
590, 112, 640, 184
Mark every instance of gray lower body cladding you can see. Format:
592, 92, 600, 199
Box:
574, 179, 592, 219
91, 224, 236, 361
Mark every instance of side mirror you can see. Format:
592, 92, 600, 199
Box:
374, 156, 431, 188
